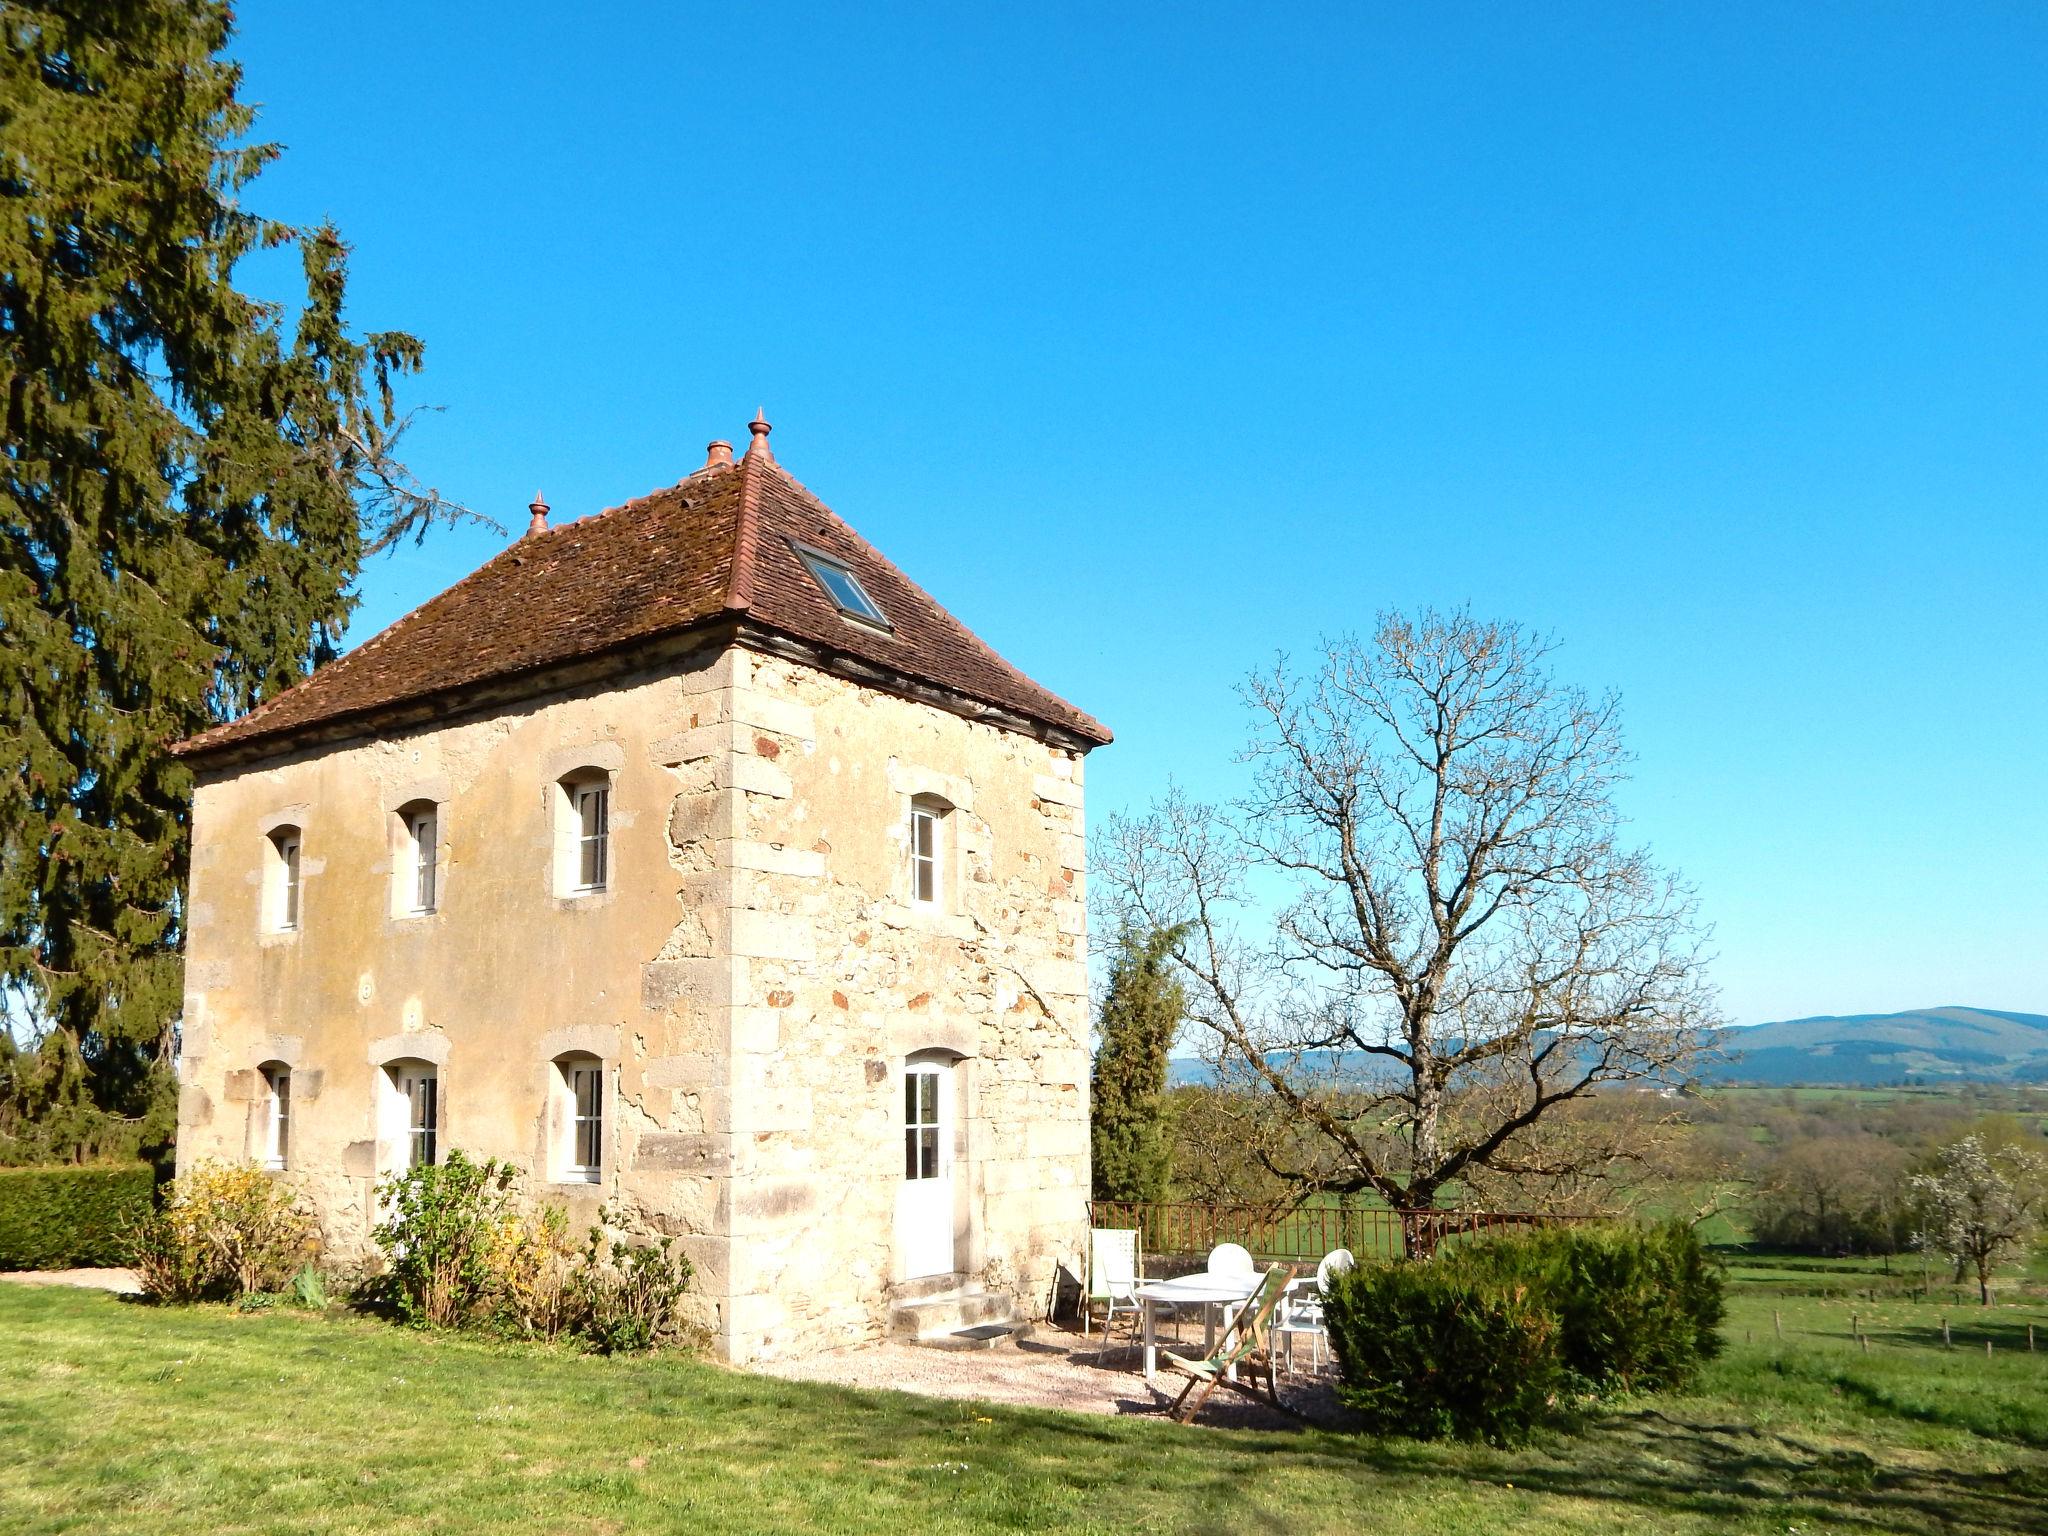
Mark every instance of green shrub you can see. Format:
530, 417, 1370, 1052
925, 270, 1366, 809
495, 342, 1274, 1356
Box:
367, 1160, 693, 1351
570, 1214, 695, 1354
132, 1161, 320, 1302
1322, 1260, 1562, 1443
370, 1151, 522, 1328
0, 1163, 154, 1269
1445, 1220, 1725, 1392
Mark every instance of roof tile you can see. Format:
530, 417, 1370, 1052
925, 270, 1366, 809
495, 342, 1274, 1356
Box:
175, 448, 1110, 758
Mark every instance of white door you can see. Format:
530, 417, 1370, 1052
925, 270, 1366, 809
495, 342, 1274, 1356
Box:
896, 1060, 954, 1279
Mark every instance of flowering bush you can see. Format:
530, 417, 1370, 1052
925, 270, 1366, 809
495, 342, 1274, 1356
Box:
132, 1161, 319, 1303
368, 1158, 691, 1351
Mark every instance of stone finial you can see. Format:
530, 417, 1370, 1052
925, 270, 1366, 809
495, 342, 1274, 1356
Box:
705, 439, 735, 468
526, 492, 550, 537
744, 408, 774, 462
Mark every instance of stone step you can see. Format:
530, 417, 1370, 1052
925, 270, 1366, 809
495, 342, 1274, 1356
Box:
911, 1321, 1036, 1352
889, 1287, 1018, 1340
890, 1271, 974, 1305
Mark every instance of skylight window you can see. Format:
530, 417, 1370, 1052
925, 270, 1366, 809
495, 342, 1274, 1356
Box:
793, 543, 890, 628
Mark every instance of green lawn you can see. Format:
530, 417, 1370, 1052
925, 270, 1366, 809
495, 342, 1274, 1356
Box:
4, 1284, 2047, 1534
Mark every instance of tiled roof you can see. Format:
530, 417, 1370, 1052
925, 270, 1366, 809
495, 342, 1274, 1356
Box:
174, 426, 1111, 759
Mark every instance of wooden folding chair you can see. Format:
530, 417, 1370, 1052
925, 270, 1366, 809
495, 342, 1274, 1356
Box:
1160, 1265, 1296, 1424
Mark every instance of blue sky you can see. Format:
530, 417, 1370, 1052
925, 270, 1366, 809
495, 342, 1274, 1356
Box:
228, 3, 2047, 1026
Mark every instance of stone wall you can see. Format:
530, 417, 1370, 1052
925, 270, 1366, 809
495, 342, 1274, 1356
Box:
704, 651, 1091, 1361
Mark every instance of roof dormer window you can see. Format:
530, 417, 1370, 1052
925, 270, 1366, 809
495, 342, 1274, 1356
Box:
793, 542, 890, 629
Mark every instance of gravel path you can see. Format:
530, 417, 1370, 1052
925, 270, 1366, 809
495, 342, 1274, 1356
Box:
750, 1325, 1345, 1431
0, 1267, 142, 1295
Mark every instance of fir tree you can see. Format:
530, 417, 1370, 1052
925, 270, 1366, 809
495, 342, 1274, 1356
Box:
1089, 925, 1186, 1204
0, 3, 473, 1161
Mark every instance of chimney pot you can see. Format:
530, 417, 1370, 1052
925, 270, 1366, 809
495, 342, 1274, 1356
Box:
705, 439, 734, 468
526, 492, 549, 537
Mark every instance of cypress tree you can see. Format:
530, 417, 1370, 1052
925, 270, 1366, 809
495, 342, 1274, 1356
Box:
1089, 925, 1186, 1204
0, 3, 470, 1161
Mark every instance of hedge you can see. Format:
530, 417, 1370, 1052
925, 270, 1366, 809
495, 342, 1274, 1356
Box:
1321, 1260, 1562, 1442
1322, 1220, 1727, 1442
1442, 1219, 1727, 1392
0, 1164, 155, 1270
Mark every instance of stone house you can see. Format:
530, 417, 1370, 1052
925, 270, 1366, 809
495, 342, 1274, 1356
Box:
170, 416, 1110, 1360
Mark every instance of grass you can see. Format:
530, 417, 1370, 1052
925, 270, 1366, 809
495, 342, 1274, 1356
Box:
4, 1281, 2048, 1535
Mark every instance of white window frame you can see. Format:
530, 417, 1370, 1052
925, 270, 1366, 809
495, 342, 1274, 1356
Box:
555, 772, 613, 898
575, 783, 609, 892
909, 798, 946, 909
268, 827, 302, 932
567, 1060, 603, 1182
261, 1064, 290, 1170
403, 1066, 438, 1169
405, 805, 438, 915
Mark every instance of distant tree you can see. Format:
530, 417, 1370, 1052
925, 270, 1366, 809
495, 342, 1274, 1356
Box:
1748, 1134, 1912, 1256
1089, 925, 1186, 1204
1097, 611, 1718, 1235
1910, 1136, 2047, 1305
0, 3, 478, 1162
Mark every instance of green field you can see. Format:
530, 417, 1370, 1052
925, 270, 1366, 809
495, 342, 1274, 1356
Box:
3, 1275, 2046, 1535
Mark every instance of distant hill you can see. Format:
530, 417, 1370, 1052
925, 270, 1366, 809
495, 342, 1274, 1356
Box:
1164, 1006, 2048, 1089
1707, 1006, 2048, 1086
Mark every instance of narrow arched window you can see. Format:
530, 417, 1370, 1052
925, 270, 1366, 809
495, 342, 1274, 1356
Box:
396, 799, 439, 915
381, 1060, 438, 1170
909, 795, 950, 909
555, 770, 611, 896
260, 1063, 291, 1170
553, 1054, 604, 1182
267, 826, 302, 932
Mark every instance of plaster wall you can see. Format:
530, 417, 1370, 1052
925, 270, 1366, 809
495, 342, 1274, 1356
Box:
177, 646, 743, 1335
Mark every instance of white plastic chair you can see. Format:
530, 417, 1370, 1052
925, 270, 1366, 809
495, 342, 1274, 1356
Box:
1087, 1227, 1146, 1346
1274, 1247, 1355, 1376
1207, 1242, 1254, 1275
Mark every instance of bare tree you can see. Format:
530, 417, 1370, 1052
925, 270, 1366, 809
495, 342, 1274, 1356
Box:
1097, 610, 1718, 1229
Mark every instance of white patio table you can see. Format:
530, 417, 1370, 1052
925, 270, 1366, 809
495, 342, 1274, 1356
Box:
1134, 1270, 1264, 1388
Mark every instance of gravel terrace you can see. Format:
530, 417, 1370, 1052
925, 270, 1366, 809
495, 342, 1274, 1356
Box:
749, 1324, 1347, 1431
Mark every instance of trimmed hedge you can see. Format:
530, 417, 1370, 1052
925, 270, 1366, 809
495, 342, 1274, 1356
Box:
1322, 1220, 1726, 1442
1321, 1261, 1562, 1442
1446, 1220, 1726, 1392
0, 1164, 155, 1269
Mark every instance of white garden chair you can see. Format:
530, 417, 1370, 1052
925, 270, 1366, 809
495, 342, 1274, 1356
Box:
1087, 1227, 1154, 1348
1204, 1242, 1257, 1334
1273, 1247, 1355, 1377
1206, 1241, 1254, 1275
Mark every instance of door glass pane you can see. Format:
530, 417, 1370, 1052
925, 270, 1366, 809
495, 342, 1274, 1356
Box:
918, 1072, 938, 1123
919, 1127, 939, 1179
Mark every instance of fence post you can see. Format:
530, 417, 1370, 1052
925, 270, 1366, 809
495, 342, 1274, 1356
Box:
1942, 1316, 1951, 1349
1860, 1333, 1870, 1354
1773, 1309, 1783, 1341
